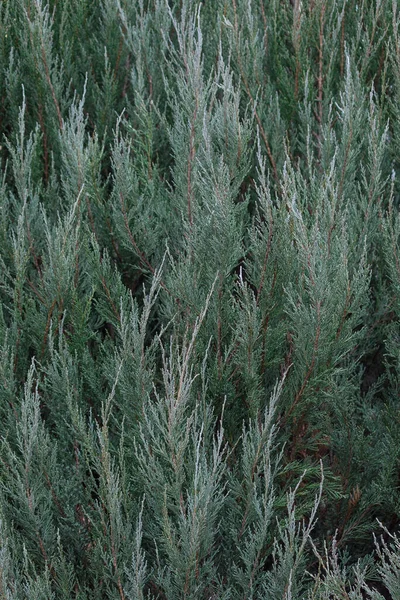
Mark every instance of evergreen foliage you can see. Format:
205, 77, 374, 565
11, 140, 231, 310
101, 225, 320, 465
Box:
0, 0, 400, 597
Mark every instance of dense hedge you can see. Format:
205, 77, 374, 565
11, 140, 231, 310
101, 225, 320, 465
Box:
1, 0, 400, 598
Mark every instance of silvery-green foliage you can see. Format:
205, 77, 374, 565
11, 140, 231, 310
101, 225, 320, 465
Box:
0, 0, 399, 598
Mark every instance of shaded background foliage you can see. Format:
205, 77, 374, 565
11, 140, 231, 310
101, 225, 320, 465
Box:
0, 0, 400, 598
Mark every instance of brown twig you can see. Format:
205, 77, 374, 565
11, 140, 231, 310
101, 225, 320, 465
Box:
43, 469, 66, 518
114, 36, 124, 81
282, 301, 321, 427
335, 284, 350, 341
40, 45, 63, 131
37, 103, 49, 185
41, 298, 57, 359
338, 125, 353, 201
27, 279, 47, 305
100, 276, 121, 324
256, 208, 273, 304
119, 191, 171, 295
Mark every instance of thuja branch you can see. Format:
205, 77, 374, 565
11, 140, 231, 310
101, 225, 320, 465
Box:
231, 0, 279, 186
187, 100, 198, 228
315, 2, 326, 160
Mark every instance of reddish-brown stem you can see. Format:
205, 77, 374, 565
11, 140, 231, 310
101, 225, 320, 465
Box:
25, 213, 43, 282
225, 339, 241, 367
260, 314, 270, 377
114, 36, 124, 81
256, 211, 273, 304
327, 219, 336, 257
13, 327, 21, 373
282, 301, 321, 426
374, 45, 387, 93
338, 126, 353, 200
337, 504, 374, 548
217, 274, 224, 379
26, 482, 57, 578
41, 298, 57, 359
119, 192, 173, 296
362, 5, 385, 77
335, 284, 350, 341
100, 276, 121, 324
122, 53, 131, 99
40, 45, 63, 131
27, 279, 47, 305
74, 242, 80, 288
119, 192, 154, 274
74, 441, 80, 473
260, 269, 277, 376
43, 469, 66, 517
295, 56, 301, 101
111, 538, 125, 600
27, 5, 63, 131
38, 103, 49, 185
238, 502, 251, 540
